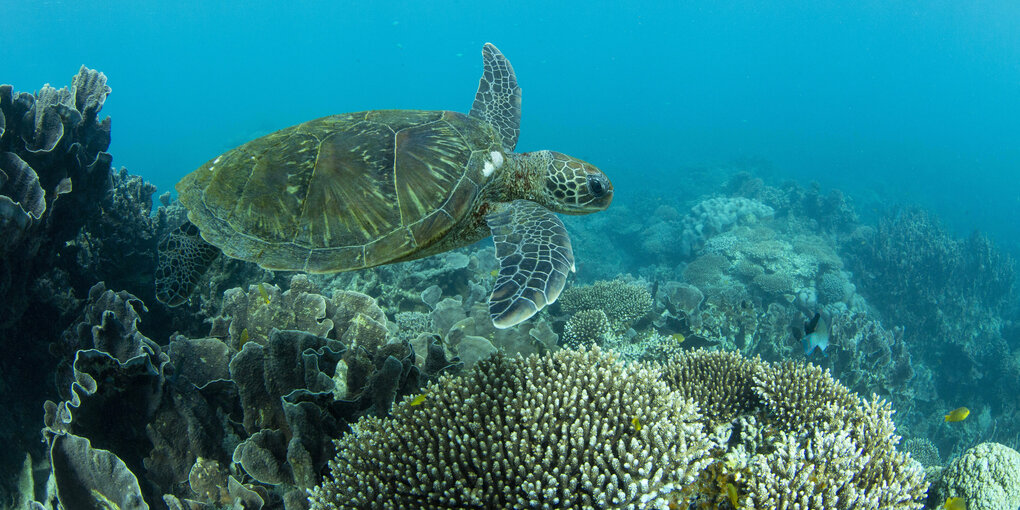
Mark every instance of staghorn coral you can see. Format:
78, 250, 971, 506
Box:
310, 347, 715, 509
925, 442, 1020, 510
562, 309, 612, 348
605, 330, 687, 363
753, 360, 858, 431
665, 349, 927, 509
559, 278, 653, 329
902, 437, 940, 468
735, 395, 925, 509
662, 349, 761, 427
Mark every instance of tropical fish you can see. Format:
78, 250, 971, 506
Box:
409, 393, 427, 406
943, 496, 965, 510
240, 328, 250, 347
671, 333, 685, 343
725, 482, 740, 508
944, 407, 970, 422
802, 312, 830, 356
490, 269, 499, 277
631, 416, 642, 431
258, 283, 271, 304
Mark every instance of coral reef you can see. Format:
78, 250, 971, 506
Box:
663, 349, 927, 509
903, 437, 941, 468
0, 69, 187, 493
310, 346, 925, 509
33, 276, 450, 508
925, 442, 1020, 510
640, 196, 774, 260
43, 432, 147, 510
1, 67, 113, 327
845, 207, 1015, 344
3, 63, 1018, 510
561, 308, 612, 348
842, 207, 1019, 456
559, 278, 653, 330
310, 347, 715, 509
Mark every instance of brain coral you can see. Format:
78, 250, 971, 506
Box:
310, 347, 714, 509
926, 442, 1020, 510
678, 197, 775, 257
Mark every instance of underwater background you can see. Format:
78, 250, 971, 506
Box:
2, 1, 1019, 509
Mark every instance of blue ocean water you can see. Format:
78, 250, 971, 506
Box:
4, 1, 1019, 253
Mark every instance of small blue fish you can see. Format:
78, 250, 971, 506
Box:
803, 312, 829, 356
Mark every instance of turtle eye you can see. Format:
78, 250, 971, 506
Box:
587, 175, 605, 197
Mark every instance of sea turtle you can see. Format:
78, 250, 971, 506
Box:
155, 43, 613, 328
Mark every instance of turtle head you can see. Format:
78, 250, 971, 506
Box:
536, 151, 613, 215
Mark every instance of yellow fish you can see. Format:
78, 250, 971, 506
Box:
725, 482, 740, 508
671, 333, 685, 343
631, 416, 642, 431
257, 283, 271, 304
490, 269, 499, 278
943, 496, 965, 510
944, 407, 970, 422
240, 328, 249, 347
409, 393, 427, 406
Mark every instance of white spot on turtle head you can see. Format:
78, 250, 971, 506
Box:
482, 151, 504, 178
490, 151, 504, 169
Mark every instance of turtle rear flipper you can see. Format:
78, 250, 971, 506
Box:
469, 43, 522, 152
155, 222, 220, 307
486, 200, 574, 329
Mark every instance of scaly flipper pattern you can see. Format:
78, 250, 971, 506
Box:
469, 43, 522, 152
486, 200, 574, 328
155, 221, 220, 306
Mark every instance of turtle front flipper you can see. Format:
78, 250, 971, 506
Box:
155, 221, 220, 307
486, 200, 574, 329
469, 43, 522, 152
